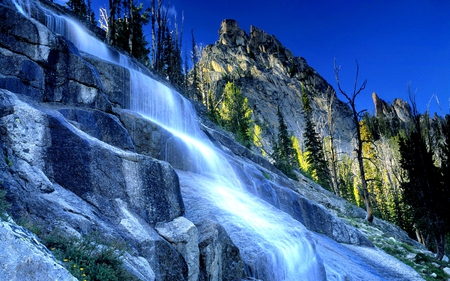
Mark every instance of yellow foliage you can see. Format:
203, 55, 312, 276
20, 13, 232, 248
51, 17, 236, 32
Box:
253, 124, 265, 156
291, 136, 309, 173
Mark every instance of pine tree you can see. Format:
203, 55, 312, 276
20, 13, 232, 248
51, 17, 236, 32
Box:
190, 29, 200, 101
219, 82, 252, 147
272, 106, 298, 179
86, 0, 95, 23
114, 3, 150, 64
107, 0, 119, 45
301, 89, 330, 189
66, 0, 88, 19
399, 101, 449, 260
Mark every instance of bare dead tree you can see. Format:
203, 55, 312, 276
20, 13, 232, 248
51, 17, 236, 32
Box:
334, 59, 373, 222
98, 7, 108, 32
324, 86, 341, 196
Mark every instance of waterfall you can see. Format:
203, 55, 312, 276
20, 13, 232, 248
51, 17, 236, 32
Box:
12, 1, 332, 279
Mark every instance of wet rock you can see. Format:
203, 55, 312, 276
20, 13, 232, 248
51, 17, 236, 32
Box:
0, 5, 111, 111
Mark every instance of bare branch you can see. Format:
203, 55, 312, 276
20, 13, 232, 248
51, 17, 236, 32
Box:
334, 58, 351, 101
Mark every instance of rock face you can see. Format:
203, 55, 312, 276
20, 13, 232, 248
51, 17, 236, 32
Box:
156, 217, 200, 281
197, 19, 355, 154
0, 1, 424, 280
372, 92, 412, 123
0, 220, 77, 281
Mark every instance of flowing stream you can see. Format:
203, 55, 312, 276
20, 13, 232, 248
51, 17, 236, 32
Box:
12, 1, 334, 279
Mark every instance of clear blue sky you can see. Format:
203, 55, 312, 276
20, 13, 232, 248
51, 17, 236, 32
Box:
89, 0, 450, 115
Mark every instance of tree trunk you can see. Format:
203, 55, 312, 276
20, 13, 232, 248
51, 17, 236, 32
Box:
151, 0, 156, 67
355, 111, 374, 222
334, 60, 372, 222
434, 232, 445, 260
128, 0, 133, 55
107, 0, 117, 45
324, 88, 340, 196
414, 224, 426, 246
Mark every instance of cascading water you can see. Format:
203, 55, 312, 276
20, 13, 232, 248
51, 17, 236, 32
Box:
11, 1, 333, 279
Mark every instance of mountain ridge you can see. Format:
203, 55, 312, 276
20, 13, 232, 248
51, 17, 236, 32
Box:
196, 19, 355, 154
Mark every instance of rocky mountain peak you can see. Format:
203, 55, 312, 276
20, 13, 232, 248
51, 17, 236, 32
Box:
217, 19, 248, 46
372, 92, 412, 123
199, 19, 355, 154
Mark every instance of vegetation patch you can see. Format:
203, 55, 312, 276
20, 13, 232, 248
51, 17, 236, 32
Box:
0, 181, 10, 221
41, 229, 139, 281
346, 217, 450, 281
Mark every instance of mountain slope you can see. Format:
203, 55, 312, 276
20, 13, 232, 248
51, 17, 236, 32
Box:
196, 19, 355, 154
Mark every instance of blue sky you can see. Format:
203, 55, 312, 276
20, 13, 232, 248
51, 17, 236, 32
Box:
90, 0, 450, 115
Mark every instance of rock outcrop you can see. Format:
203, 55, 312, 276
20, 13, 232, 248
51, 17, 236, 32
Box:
0, 220, 76, 281
196, 19, 355, 154
372, 92, 412, 123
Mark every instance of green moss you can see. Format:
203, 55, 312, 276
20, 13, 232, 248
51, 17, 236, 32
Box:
5, 156, 13, 167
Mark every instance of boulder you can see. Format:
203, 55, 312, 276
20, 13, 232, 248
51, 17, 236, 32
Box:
443, 267, 450, 276
84, 54, 131, 109
197, 220, 246, 281
42, 107, 184, 225
1, 88, 184, 225
156, 217, 200, 281
116, 108, 204, 172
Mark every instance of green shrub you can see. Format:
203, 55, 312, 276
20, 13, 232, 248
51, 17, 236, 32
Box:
42, 230, 138, 281
0, 181, 10, 220
262, 171, 270, 180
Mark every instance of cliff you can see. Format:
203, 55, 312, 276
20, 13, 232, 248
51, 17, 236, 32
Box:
196, 19, 355, 153
0, 0, 425, 280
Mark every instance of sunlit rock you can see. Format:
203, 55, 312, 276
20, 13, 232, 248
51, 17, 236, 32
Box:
156, 217, 200, 281
198, 19, 355, 155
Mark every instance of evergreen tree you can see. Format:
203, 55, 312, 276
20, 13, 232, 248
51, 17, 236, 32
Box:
219, 82, 252, 147
399, 105, 450, 260
107, 0, 119, 45
108, 1, 151, 65
206, 90, 219, 123
272, 106, 298, 179
86, 0, 95, 23
301, 89, 330, 189
67, 0, 94, 22
190, 29, 200, 101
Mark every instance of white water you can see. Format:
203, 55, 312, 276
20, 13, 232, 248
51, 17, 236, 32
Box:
12, 1, 331, 279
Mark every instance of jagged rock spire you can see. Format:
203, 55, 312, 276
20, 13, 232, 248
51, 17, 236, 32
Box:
218, 19, 248, 46
372, 92, 412, 122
